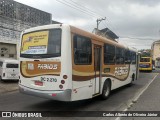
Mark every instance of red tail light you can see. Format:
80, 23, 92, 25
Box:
59, 85, 63, 89
63, 75, 68, 79
61, 80, 65, 84
148, 63, 150, 67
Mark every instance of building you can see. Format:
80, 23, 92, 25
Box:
93, 28, 119, 42
0, 0, 52, 59
151, 40, 160, 67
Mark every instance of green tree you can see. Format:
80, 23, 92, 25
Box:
138, 49, 151, 57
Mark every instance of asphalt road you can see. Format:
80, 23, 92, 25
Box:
0, 71, 159, 120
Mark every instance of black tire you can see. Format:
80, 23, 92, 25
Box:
128, 74, 135, 86
0, 76, 2, 82
101, 80, 111, 100
132, 74, 135, 81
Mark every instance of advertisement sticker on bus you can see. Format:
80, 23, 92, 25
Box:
21, 31, 49, 54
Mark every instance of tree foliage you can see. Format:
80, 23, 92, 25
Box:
138, 49, 151, 57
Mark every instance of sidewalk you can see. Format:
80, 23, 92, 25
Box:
0, 81, 18, 94
120, 73, 160, 120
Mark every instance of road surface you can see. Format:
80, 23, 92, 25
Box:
0, 71, 159, 120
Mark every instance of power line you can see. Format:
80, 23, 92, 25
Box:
72, 0, 119, 33
68, 0, 102, 18
56, 0, 154, 42
120, 36, 158, 40
55, 0, 99, 18
71, 0, 120, 35
55, 0, 106, 32
56, 0, 117, 32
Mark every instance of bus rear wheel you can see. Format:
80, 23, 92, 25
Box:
0, 76, 3, 82
128, 74, 135, 86
101, 80, 111, 100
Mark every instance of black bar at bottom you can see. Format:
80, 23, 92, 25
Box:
0, 111, 160, 117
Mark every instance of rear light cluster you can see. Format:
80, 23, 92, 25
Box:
59, 85, 63, 89
61, 80, 65, 84
59, 75, 67, 89
148, 64, 151, 67
63, 75, 68, 79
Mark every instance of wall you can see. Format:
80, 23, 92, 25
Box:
0, 0, 52, 59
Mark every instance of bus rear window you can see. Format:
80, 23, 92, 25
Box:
20, 29, 61, 58
140, 58, 150, 62
6, 64, 19, 68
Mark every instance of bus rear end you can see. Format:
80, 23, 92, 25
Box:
19, 24, 72, 101
139, 57, 152, 71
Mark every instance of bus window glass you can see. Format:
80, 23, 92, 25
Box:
125, 50, 131, 64
6, 64, 19, 68
74, 35, 92, 65
47, 29, 61, 54
140, 58, 150, 62
131, 52, 136, 64
116, 47, 125, 64
0, 61, 3, 67
104, 44, 115, 64
20, 29, 61, 58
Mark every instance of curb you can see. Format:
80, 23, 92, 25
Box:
0, 87, 18, 95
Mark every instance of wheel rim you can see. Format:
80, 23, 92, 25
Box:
104, 84, 110, 96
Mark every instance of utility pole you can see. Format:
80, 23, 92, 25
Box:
96, 17, 106, 29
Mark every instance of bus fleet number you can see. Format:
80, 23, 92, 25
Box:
40, 77, 57, 82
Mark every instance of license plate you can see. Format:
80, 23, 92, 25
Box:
35, 81, 43, 86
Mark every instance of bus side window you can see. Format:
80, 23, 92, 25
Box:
125, 50, 131, 64
73, 35, 92, 65
0, 61, 3, 67
131, 52, 136, 64
104, 44, 115, 64
116, 47, 125, 64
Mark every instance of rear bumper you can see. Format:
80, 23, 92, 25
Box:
19, 84, 71, 101
139, 68, 152, 71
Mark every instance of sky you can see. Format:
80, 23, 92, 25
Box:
14, 0, 160, 50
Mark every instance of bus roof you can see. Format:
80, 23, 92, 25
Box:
22, 24, 137, 52
70, 25, 137, 52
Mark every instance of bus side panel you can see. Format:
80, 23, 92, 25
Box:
72, 80, 93, 101
102, 64, 133, 90
71, 33, 94, 101
71, 59, 94, 101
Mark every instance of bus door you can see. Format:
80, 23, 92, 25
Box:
136, 53, 140, 80
94, 45, 102, 95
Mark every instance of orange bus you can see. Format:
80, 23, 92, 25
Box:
19, 24, 139, 101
